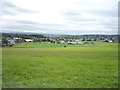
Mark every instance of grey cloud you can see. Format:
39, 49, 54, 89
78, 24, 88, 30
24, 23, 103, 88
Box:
12, 20, 40, 25
2, 25, 41, 31
62, 11, 99, 22
1, 0, 118, 35
62, 11, 81, 16
90, 10, 118, 17
75, 0, 117, 18
62, 10, 117, 31
62, 9, 117, 23
1, 19, 68, 33
2, 24, 52, 33
63, 10, 118, 34
13, 20, 66, 26
1, 1, 38, 16
3, 19, 66, 27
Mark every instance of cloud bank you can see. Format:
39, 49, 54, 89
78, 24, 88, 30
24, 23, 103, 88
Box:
0, 0, 118, 35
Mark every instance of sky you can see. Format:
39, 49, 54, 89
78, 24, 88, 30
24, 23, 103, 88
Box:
0, 0, 119, 35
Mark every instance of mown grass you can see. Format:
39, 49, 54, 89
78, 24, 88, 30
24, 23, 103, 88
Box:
2, 42, 118, 88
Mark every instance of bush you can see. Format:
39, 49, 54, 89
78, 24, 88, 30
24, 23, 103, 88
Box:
7, 44, 14, 47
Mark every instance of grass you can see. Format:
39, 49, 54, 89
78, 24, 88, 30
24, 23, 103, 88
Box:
2, 42, 119, 88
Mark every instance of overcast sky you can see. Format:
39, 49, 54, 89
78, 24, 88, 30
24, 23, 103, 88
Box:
0, 0, 118, 35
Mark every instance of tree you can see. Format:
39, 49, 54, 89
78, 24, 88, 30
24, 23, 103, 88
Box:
2, 38, 8, 47
82, 39, 85, 41
2, 38, 8, 44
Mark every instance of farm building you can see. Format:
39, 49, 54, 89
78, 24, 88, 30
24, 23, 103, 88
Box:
13, 37, 23, 43
67, 42, 77, 44
108, 40, 113, 43
74, 39, 84, 44
77, 41, 84, 44
13, 37, 22, 40
24, 39, 33, 42
67, 40, 84, 44
59, 41, 66, 44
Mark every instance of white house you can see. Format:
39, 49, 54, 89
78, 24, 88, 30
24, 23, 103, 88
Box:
77, 41, 84, 44
59, 41, 66, 44
13, 37, 22, 40
108, 40, 113, 43
24, 39, 33, 42
67, 42, 77, 44
74, 39, 84, 44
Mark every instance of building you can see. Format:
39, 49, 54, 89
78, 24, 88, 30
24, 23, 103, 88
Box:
77, 41, 84, 44
8, 39, 15, 44
108, 40, 113, 43
59, 41, 66, 44
24, 39, 33, 42
74, 39, 84, 44
13, 37, 23, 43
67, 42, 77, 44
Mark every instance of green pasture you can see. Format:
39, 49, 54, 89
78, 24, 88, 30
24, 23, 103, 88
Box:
2, 42, 119, 88
13, 41, 119, 48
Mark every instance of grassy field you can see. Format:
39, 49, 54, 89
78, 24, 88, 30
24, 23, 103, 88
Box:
2, 42, 119, 88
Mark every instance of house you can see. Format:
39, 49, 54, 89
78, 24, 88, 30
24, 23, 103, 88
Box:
77, 41, 84, 44
13, 37, 21, 40
13, 37, 23, 43
74, 39, 84, 44
67, 42, 77, 44
108, 40, 113, 43
8, 39, 15, 44
24, 39, 33, 42
59, 41, 66, 44
113, 40, 118, 43
74, 39, 81, 42
13, 37, 22, 41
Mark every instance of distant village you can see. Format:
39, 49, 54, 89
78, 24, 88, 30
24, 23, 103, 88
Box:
0, 33, 119, 47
